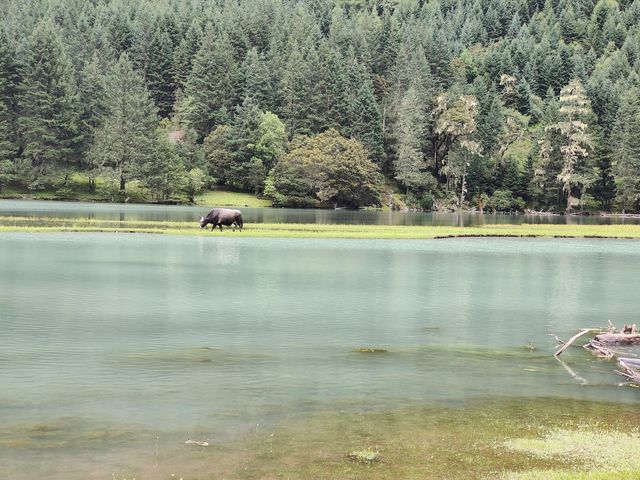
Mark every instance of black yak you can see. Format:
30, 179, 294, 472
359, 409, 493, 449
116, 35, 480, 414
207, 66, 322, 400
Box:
199, 208, 243, 232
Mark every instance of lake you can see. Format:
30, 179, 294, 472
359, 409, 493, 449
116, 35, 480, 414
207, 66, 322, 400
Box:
2, 199, 640, 225
1, 230, 640, 478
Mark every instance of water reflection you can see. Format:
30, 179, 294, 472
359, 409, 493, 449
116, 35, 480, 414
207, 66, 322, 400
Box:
1, 199, 639, 226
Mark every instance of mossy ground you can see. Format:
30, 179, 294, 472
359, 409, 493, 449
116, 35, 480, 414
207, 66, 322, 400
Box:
3, 216, 640, 239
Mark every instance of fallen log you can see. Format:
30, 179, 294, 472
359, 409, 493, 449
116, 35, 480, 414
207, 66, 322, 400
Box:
591, 333, 640, 346
618, 357, 640, 367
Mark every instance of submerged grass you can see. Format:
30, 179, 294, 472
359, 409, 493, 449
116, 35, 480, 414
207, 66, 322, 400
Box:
3, 398, 640, 479
3, 215, 640, 239
152, 399, 640, 480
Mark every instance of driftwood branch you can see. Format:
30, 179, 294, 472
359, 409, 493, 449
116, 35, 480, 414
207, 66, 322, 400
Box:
554, 329, 595, 357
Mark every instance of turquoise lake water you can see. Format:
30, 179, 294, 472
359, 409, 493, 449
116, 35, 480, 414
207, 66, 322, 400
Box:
2, 199, 640, 225
1, 232, 640, 478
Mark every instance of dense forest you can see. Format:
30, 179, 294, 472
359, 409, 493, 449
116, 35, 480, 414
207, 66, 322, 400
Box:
3, 0, 640, 211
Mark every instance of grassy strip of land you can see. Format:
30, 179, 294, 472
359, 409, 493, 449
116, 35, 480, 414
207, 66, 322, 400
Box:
1, 175, 271, 207
2, 216, 640, 239
194, 189, 272, 207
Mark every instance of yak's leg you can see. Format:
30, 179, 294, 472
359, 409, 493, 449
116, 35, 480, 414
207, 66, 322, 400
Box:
211, 224, 215, 231
218, 224, 223, 231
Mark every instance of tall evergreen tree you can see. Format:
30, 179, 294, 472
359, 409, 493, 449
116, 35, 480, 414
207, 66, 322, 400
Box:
181, 26, 237, 139
612, 87, 640, 212
0, 29, 19, 164
278, 42, 311, 136
591, 126, 616, 210
393, 86, 430, 192
17, 21, 82, 188
89, 53, 158, 193
147, 27, 175, 118
242, 47, 273, 112
172, 21, 201, 91
141, 127, 186, 201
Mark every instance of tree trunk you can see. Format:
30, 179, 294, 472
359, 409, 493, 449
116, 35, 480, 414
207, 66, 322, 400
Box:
120, 175, 126, 192
459, 163, 467, 209
592, 333, 640, 345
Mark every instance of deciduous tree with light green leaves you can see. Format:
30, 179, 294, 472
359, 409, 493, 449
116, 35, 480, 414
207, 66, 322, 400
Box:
265, 129, 382, 209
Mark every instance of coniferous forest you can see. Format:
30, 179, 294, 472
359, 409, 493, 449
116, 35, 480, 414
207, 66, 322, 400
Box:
3, 0, 640, 212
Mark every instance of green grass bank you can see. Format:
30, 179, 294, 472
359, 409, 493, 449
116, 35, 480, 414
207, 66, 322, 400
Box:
2, 216, 640, 239
0, 176, 271, 207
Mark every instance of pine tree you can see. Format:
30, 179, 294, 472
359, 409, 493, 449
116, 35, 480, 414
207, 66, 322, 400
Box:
612, 87, 640, 212
474, 77, 504, 156
0, 29, 19, 164
393, 87, 429, 192
351, 76, 385, 166
308, 41, 349, 133
226, 96, 263, 190
17, 21, 82, 188
78, 52, 108, 187
142, 127, 186, 201
242, 47, 273, 112
278, 42, 311, 136
147, 27, 175, 118
343, 52, 384, 165
591, 126, 616, 210
172, 21, 201, 91
181, 26, 237, 139
89, 53, 158, 194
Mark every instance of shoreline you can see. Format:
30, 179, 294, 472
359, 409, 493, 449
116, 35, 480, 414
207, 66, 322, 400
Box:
3, 217, 640, 239
4, 197, 640, 219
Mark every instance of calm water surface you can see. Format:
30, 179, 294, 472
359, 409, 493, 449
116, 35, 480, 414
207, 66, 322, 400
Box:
1, 232, 640, 478
2, 199, 640, 225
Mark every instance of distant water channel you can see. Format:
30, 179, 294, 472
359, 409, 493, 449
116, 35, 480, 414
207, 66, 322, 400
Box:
2, 198, 640, 225
2, 231, 640, 478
